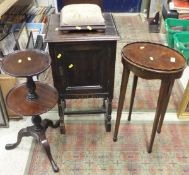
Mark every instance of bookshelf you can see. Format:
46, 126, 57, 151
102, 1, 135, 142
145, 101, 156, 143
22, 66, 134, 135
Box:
169, 0, 189, 19
0, 0, 18, 17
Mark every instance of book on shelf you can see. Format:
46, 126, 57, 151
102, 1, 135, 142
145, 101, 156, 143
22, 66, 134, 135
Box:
179, 13, 189, 19
26, 5, 54, 23
0, 3, 54, 24
169, 0, 189, 12
0, 0, 18, 17
0, 1, 55, 56
171, 0, 189, 9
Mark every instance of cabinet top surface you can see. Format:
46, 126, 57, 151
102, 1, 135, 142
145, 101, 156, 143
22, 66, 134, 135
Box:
45, 13, 119, 42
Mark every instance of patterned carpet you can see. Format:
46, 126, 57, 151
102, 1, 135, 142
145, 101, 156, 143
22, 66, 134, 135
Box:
39, 14, 183, 112
25, 120, 189, 175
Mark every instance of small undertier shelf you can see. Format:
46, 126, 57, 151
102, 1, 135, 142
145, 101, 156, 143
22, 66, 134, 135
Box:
6, 82, 58, 116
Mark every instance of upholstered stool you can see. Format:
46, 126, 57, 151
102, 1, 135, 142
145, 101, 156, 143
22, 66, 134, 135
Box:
113, 42, 186, 153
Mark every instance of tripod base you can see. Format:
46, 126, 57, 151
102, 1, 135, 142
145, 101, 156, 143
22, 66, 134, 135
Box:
5, 116, 60, 173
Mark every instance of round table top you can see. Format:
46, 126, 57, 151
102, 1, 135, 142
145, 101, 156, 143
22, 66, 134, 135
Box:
6, 82, 58, 116
1, 49, 51, 77
122, 42, 186, 71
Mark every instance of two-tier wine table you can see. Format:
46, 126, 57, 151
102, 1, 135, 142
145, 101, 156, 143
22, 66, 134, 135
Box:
1, 50, 60, 172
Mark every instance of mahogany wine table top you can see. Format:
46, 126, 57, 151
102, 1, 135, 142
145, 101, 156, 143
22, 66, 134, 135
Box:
2, 50, 51, 77
122, 42, 186, 72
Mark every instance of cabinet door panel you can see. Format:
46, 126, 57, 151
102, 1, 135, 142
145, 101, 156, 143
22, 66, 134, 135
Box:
63, 49, 107, 87
53, 42, 112, 94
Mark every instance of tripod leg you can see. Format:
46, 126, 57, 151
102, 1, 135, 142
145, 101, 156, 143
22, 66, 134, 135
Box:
5, 128, 30, 150
40, 133, 59, 172
42, 119, 60, 129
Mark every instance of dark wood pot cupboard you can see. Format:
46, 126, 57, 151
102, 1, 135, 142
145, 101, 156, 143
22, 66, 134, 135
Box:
45, 13, 119, 133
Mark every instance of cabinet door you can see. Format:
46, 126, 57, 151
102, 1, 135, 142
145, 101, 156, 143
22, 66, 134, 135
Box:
51, 41, 116, 97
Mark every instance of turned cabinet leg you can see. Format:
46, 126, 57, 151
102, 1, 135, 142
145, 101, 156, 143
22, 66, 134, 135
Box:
58, 98, 66, 134
105, 98, 112, 132
103, 98, 106, 109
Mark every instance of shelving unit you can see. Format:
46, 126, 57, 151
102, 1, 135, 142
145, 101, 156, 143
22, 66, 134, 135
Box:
0, 0, 18, 17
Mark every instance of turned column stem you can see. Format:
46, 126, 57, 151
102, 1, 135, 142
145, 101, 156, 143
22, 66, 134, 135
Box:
32, 115, 43, 132
26, 76, 38, 100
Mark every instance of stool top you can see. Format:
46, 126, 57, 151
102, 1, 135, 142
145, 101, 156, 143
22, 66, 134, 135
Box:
1, 50, 51, 77
6, 82, 58, 116
122, 42, 186, 71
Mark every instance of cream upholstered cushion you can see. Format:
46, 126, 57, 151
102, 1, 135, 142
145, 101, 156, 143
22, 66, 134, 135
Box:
60, 4, 105, 26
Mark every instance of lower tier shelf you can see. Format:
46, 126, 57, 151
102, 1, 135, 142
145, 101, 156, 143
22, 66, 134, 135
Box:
6, 81, 58, 116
